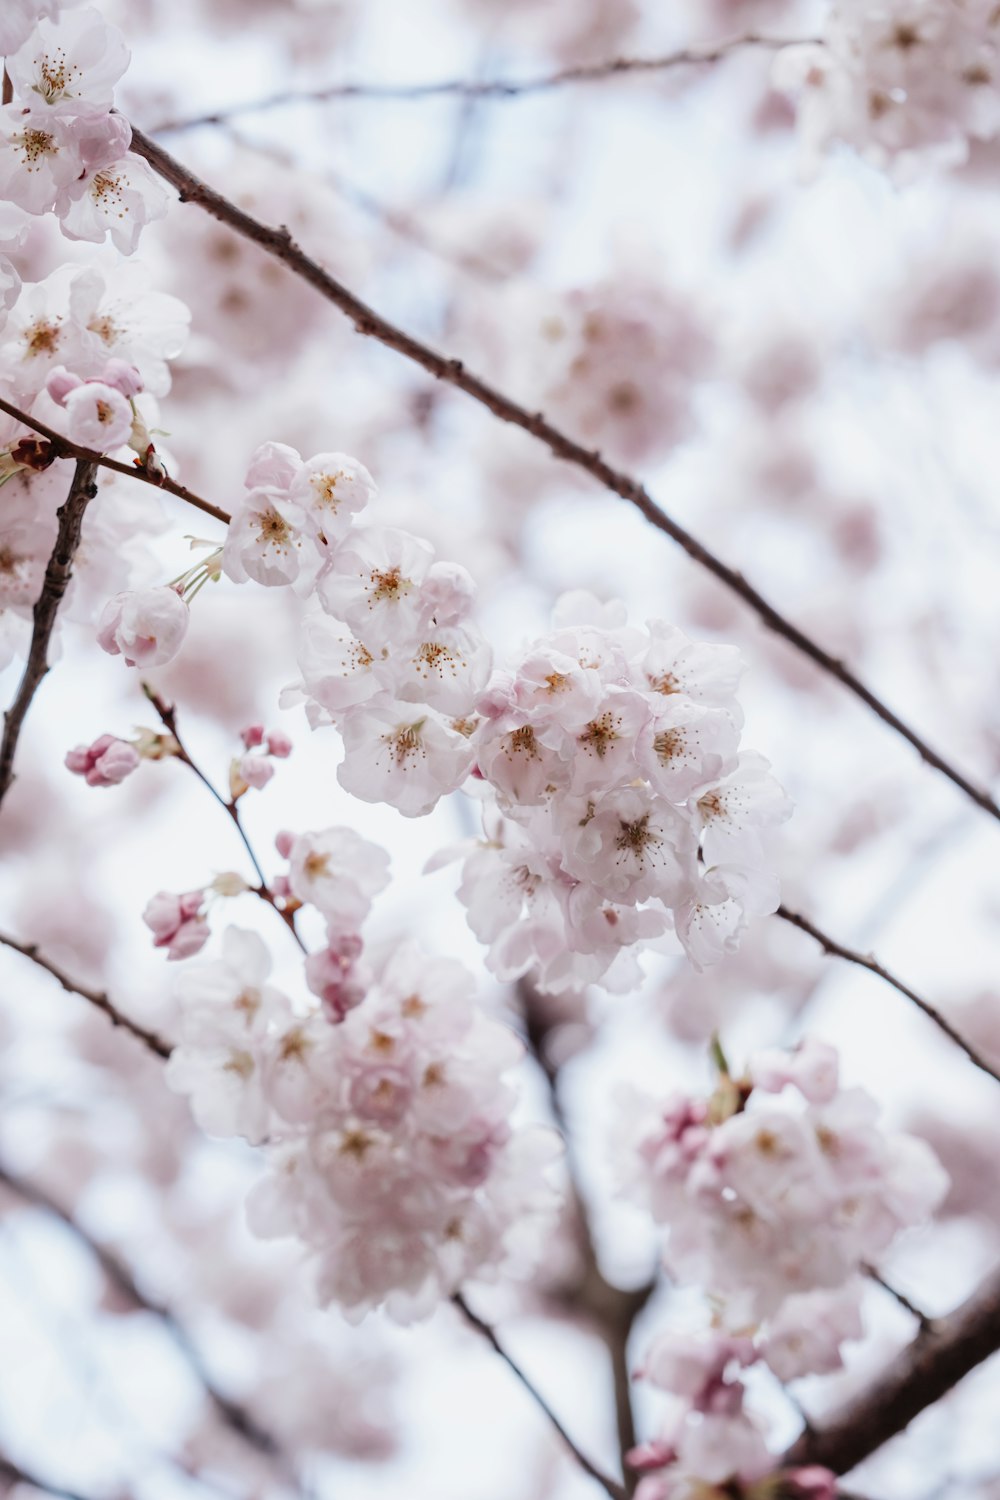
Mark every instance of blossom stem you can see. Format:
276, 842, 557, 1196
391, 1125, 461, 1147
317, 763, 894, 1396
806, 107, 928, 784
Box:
453, 1292, 629, 1500
126, 125, 1000, 830
0, 460, 99, 810
0, 1161, 308, 1492
782, 1260, 1000, 1476
519, 980, 653, 1494
0, 394, 230, 525
0, 930, 172, 1057
147, 33, 813, 134
776, 905, 1000, 1086
143, 689, 307, 952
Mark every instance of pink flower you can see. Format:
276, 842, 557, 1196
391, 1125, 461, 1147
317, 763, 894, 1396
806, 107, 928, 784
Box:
266, 729, 292, 758
63, 380, 132, 450
97, 585, 189, 668
65, 733, 139, 787
143, 889, 210, 961
237, 754, 274, 791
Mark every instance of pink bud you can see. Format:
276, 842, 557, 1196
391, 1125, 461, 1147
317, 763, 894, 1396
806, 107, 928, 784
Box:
46, 366, 83, 407
781, 1469, 838, 1500
101, 359, 143, 399
275, 830, 295, 859
238, 754, 274, 790
266, 729, 292, 758
240, 723, 265, 750
65, 734, 140, 788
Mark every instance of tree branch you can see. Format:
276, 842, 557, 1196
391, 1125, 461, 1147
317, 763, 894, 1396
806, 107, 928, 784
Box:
148, 33, 811, 133
0, 461, 99, 809
0, 396, 230, 525
143, 689, 306, 953
453, 1292, 628, 1500
519, 982, 652, 1493
0, 1162, 302, 1487
776, 905, 1000, 1085
0, 931, 172, 1058
126, 125, 1000, 830
783, 1261, 1000, 1476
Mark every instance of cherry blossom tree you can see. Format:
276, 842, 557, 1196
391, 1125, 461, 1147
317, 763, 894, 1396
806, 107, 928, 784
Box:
2, 2, 1000, 1499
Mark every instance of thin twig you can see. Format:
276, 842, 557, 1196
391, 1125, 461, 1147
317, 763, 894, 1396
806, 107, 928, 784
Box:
0, 1163, 301, 1486
453, 1292, 628, 1500
864, 1265, 934, 1332
127, 125, 1000, 830
144, 689, 306, 952
0, 461, 99, 809
0, 931, 172, 1058
225, 126, 507, 282
777, 904, 1000, 1085
0, 395, 230, 525
783, 1260, 1000, 1475
148, 33, 809, 133
519, 981, 652, 1494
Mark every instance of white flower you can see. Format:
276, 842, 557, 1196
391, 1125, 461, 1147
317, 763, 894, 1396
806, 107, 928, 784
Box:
317, 525, 434, 648
7, 6, 129, 116
337, 697, 476, 817
286, 827, 390, 927
96, 585, 189, 668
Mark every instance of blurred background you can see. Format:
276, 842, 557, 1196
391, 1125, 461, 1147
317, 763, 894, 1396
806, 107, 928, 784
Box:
3, 0, 1000, 1496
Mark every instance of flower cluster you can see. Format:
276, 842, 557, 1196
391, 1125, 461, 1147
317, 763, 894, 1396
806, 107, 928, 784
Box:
45, 356, 143, 451
444, 593, 789, 993
0, 4, 166, 251
166, 921, 561, 1322
224, 441, 493, 817
776, 1, 1000, 175
617, 1037, 948, 1498
230, 722, 293, 798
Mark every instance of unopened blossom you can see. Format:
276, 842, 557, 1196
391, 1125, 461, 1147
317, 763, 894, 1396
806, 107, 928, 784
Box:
65, 732, 139, 787
61, 379, 132, 449
143, 889, 210, 961
97, 585, 189, 667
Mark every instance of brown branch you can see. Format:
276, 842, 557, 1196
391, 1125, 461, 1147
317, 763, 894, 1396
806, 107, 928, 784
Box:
0, 1162, 301, 1486
127, 126, 1000, 830
453, 1293, 628, 1500
783, 1260, 1000, 1476
0, 460, 99, 808
143, 688, 306, 953
519, 982, 652, 1493
777, 905, 1000, 1085
0, 931, 172, 1058
0, 396, 231, 525
148, 33, 810, 133
864, 1265, 933, 1332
